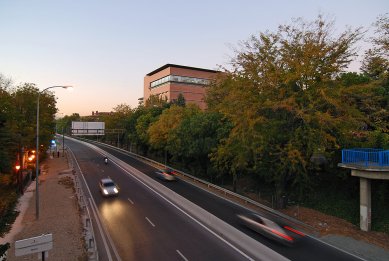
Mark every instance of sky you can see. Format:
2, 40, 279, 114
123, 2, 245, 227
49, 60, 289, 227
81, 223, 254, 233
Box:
0, 1, 388, 116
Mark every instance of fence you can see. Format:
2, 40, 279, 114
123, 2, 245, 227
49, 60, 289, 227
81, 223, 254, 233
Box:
67, 148, 98, 260
78, 137, 312, 231
342, 148, 389, 167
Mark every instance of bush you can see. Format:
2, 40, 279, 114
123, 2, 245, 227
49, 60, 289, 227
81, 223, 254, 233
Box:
0, 185, 19, 237
0, 243, 10, 259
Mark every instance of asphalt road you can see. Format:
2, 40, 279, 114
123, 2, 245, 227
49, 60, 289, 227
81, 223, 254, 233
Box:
68, 137, 361, 260
66, 138, 251, 261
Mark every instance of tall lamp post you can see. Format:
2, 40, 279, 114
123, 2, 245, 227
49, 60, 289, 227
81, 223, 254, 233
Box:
36, 85, 72, 219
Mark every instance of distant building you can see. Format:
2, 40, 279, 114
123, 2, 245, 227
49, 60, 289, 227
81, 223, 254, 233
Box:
83, 110, 113, 121
144, 64, 219, 110
91, 111, 112, 116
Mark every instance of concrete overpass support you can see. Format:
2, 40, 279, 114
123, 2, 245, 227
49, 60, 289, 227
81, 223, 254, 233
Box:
359, 178, 371, 231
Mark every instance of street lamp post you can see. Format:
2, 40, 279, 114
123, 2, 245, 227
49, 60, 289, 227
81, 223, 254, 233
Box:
36, 85, 72, 219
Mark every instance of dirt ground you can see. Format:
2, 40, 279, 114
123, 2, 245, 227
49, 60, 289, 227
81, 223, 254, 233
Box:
280, 206, 389, 250
4, 154, 86, 261
177, 174, 389, 251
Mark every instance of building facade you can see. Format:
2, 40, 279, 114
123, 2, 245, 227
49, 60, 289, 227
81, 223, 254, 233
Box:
144, 64, 219, 110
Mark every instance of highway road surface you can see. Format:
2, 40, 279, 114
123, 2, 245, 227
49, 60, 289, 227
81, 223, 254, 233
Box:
65, 137, 364, 261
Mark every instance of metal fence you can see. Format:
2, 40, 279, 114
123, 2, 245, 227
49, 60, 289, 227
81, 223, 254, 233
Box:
342, 148, 389, 167
67, 148, 98, 260
78, 137, 312, 232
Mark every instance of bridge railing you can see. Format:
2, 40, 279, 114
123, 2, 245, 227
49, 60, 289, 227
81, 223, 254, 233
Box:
342, 148, 389, 167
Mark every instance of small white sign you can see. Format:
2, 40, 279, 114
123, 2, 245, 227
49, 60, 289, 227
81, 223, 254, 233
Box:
15, 234, 53, 257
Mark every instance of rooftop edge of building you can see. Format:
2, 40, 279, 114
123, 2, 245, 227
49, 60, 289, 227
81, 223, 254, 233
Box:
146, 63, 219, 76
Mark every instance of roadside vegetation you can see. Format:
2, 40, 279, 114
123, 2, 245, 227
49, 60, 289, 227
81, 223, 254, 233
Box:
0, 77, 58, 255
1, 13, 388, 238
72, 14, 386, 234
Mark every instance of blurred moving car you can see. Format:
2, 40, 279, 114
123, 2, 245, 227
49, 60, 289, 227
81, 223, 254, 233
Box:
99, 178, 119, 197
155, 168, 177, 181
237, 212, 295, 245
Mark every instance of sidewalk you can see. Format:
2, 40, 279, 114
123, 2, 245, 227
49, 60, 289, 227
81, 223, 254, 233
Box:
0, 152, 86, 260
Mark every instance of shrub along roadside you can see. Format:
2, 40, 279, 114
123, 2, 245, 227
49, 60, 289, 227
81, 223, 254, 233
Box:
0, 184, 19, 235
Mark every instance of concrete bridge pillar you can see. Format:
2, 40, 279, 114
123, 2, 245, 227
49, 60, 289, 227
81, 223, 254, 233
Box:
359, 177, 371, 231
339, 149, 389, 232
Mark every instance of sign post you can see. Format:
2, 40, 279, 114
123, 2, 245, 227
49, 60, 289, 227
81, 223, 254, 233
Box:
15, 234, 53, 260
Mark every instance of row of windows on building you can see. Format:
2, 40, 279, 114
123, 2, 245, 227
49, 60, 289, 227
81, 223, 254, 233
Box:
150, 74, 210, 89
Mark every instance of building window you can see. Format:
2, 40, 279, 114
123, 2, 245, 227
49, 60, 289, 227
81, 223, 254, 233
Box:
150, 75, 210, 89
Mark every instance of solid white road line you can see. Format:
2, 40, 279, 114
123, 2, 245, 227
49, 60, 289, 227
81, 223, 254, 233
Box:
127, 198, 134, 205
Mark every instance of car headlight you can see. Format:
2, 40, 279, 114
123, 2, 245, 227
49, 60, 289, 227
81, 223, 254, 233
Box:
103, 189, 108, 195
113, 188, 118, 193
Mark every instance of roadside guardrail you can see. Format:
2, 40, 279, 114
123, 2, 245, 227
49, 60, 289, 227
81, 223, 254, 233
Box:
76, 137, 313, 232
66, 147, 98, 261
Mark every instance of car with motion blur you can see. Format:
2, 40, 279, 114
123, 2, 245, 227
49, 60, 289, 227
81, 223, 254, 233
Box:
99, 178, 119, 197
237, 212, 296, 246
155, 168, 177, 181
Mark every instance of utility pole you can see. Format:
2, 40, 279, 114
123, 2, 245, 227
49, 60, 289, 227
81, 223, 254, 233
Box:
62, 126, 65, 156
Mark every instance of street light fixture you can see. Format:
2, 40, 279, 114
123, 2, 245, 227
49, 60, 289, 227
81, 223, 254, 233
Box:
35, 85, 72, 219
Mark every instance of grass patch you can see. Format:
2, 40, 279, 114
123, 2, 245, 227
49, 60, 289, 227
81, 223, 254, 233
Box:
303, 184, 389, 235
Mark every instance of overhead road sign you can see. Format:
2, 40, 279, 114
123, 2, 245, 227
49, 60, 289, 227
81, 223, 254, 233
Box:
72, 121, 105, 136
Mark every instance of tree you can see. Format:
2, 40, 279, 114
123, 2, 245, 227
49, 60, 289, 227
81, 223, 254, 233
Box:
0, 74, 14, 173
134, 106, 164, 154
172, 93, 186, 107
174, 110, 232, 178
361, 13, 389, 79
207, 15, 364, 205
148, 105, 189, 151
338, 72, 370, 87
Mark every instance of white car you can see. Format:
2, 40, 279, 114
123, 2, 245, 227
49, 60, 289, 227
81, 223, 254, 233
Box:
237, 213, 296, 246
99, 178, 119, 197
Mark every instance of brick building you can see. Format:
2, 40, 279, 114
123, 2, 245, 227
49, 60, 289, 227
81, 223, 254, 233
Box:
144, 64, 219, 110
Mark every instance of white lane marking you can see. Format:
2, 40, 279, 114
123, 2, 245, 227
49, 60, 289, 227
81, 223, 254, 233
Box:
176, 250, 188, 261
127, 198, 134, 204
145, 217, 155, 227
69, 137, 254, 260
67, 147, 122, 261
112, 162, 254, 261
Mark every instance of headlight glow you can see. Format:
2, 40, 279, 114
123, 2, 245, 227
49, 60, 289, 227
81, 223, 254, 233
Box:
113, 188, 118, 193
103, 189, 108, 195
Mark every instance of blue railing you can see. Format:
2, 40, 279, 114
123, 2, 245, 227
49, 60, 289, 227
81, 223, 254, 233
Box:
342, 148, 389, 167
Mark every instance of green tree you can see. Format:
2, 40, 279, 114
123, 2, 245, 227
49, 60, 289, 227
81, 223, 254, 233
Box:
0, 74, 14, 174
173, 110, 232, 178
361, 14, 389, 79
172, 93, 186, 107
338, 72, 370, 87
134, 106, 164, 154
207, 15, 364, 205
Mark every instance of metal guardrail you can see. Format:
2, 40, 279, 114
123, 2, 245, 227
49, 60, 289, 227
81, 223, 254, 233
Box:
66, 147, 98, 260
77, 137, 312, 231
342, 148, 389, 167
